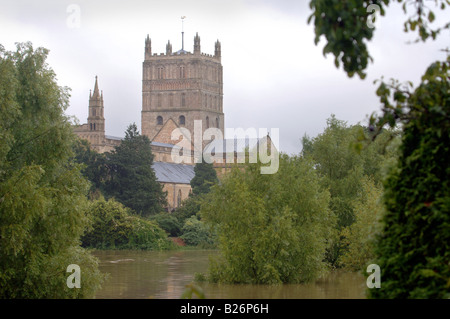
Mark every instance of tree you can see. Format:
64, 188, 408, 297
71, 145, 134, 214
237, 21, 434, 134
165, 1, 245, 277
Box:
369, 59, 450, 298
308, 0, 449, 79
72, 138, 108, 194
308, 0, 450, 298
190, 160, 218, 196
302, 116, 397, 265
104, 123, 167, 216
201, 155, 334, 284
0, 42, 104, 298
339, 177, 384, 271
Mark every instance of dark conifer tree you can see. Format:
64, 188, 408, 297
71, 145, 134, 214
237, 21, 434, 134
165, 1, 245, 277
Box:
105, 123, 167, 216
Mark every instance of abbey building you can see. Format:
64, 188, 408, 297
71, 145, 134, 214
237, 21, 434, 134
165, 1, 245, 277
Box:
74, 34, 225, 210
74, 33, 276, 210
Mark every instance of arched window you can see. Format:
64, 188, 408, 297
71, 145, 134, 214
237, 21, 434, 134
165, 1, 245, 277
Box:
179, 115, 185, 125
177, 190, 182, 207
93, 123, 96, 131
90, 123, 92, 131
206, 116, 209, 129
216, 118, 219, 129
157, 116, 163, 125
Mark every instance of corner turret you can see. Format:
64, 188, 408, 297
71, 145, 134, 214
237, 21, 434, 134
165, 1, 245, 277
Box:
145, 34, 152, 60
194, 32, 201, 55
214, 39, 221, 61
166, 40, 172, 55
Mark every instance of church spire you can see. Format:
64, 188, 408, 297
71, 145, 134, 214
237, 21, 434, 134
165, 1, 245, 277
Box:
91, 75, 100, 100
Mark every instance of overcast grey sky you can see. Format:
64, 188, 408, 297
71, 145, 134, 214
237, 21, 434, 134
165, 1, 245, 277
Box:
0, 0, 448, 155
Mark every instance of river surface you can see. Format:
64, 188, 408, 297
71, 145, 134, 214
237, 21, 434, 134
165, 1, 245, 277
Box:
92, 250, 367, 299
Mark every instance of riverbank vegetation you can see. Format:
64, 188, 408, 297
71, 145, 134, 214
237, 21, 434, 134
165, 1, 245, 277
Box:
201, 155, 334, 284
81, 197, 173, 250
0, 43, 104, 298
1, 0, 448, 299
309, 0, 449, 298
194, 121, 398, 284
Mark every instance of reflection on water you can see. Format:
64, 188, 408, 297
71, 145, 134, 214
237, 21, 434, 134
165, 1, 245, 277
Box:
92, 250, 367, 299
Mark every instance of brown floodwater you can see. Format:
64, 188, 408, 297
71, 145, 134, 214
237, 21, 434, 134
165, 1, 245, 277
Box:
91, 250, 367, 299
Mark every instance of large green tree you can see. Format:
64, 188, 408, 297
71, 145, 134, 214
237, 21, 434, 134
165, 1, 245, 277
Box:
370, 59, 449, 298
0, 43, 103, 298
302, 116, 397, 265
201, 155, 334, 284
104, 123, 166, 216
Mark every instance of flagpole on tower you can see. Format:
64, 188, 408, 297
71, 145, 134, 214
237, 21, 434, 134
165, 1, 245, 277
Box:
181, 16, 186, 51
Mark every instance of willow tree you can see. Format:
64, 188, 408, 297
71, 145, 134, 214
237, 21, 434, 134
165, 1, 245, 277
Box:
0, 43, 104, 298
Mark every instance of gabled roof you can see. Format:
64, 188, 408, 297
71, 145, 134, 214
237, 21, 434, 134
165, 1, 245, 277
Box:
151, 117, 193, 148
152, 162, 195, 184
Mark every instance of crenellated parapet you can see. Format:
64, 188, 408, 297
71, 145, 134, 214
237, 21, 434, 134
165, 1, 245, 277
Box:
144, 32, 221, 61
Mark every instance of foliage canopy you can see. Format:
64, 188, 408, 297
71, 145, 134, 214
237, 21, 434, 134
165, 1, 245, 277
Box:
0, 43, 104, 298
103, 123, 167, 216
81, 197, 173, 250
201, 155, 334, 284
308, 0, 449, 298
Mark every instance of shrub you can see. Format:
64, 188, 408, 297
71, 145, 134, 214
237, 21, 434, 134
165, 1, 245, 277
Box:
81, 198, 173, 250
150, 212, 182, 237
180, 216, 216, 247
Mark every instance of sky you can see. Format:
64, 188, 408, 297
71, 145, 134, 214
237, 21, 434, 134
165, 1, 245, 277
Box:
0, 0, 448, 155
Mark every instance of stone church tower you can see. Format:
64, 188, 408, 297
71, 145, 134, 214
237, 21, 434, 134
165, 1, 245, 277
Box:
73, 76, 121, 153
141, 33, 224, 145
88, 76, 105, 140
